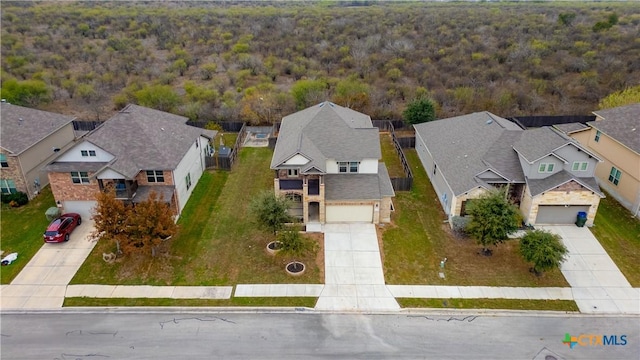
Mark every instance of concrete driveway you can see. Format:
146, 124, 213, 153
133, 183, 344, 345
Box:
0, 220, 96, 309
539, 225, 639, 314
315, 223, 399, 311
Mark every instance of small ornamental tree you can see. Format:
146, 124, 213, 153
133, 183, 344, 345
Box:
402, 97, 436, 125
91, 185, 130, 252
465, 189, 521, 255
250, 191, 291, 235
520, 230, 568, 275
125, 191, 177, 257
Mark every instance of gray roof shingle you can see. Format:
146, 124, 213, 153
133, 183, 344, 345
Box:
591, 103, 640, 154
526, 170, 603, 197
553, 122, 590, 134
512, 127, 574, 163
84, 104, 215, 178
271, 102, 380, 172
1, 103, 75, 155
413, 112, 522, 196
324, 164, 394, 201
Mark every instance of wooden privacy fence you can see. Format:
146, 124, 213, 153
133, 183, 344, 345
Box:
204, 123, 248, 171
387, 120, 414, 191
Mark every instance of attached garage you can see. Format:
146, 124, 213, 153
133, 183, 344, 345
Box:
325, 204, 373, 223
62, 201, 96, 220
535, 205, 590, 225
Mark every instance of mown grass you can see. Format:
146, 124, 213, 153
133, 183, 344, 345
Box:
71, 147, 322, 286
382, 149, 568, 287
397, 298, 579, 312
64, 296, 317, 308
0, 187, 56, 283
590, 191, 640, 287
380, 133, 405, 178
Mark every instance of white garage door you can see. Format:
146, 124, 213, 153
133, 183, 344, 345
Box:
535, 205, 590, 225
62, 201, 96, 220
325, 205, 373, 223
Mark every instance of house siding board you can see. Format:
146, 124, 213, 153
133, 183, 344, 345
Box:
554, 145, 598, 177
284, 154, 310, 165
173, 139, 205, 214
527, 155, 564, 180
414, 131, 454, 216
55, 141, 115, 163
569, 124, 640, 217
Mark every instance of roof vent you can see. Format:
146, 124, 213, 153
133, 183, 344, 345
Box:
486, 119, 493, 125
329, 102, 335, 107
319, 102, 325, 107
160, 127, 165, 131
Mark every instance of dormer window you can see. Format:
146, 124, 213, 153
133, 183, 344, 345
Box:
572, 161, 588, 172
538, 163, 554, 173
338, 161, 359, 173
287, 169, 299, 177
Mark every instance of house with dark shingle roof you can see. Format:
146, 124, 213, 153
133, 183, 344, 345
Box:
414, 111, 604, 226
0, 102, 76, 199
270, 102, 394, 224
557, 103, 640, 218
45, 104, 216, 218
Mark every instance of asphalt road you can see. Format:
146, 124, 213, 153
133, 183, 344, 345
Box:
1, 309, 638, 359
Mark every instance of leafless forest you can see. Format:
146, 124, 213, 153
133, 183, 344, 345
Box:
2, 1, 639, 122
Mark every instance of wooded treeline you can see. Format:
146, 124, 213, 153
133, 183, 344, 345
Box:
1, 1, 639, 122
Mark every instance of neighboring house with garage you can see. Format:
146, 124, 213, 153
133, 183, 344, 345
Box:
0, 102, 76, 199
270, 101, 394, 224
555, 103, 640, 218
414, 111, 604, 226
45, 104, 216, 219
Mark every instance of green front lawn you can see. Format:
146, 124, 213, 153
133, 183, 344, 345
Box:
64, 296, 317, 308
0, 187, 56, 284
397, 298, 579, 312
382, 149, 568, 287
71, 147, 322, 286
590, 192, 640, 287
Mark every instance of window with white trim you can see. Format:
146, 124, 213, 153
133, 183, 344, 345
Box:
572, 161, 588, 172
287, 169, 298, 177
81, 150, 96, 157
71, 171, 90, 184
185, 173, 192, 190
0, 154, 8, 167
338, 161, 359, 173
594, 130, 601, 142
0, 179, 17, 194
538, 163, 554, 173
146, 170, 165, 183
608, 167, 621, 186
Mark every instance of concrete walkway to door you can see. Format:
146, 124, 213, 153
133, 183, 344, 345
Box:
539, 225, 639, 314
315, 223, 400, 311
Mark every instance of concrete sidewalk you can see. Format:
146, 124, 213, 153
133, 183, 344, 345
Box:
1, 220, 96, 309
540, 225, 639, 314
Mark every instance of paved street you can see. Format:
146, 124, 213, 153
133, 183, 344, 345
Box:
1, 310, 638, 359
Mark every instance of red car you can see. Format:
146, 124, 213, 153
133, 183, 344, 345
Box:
43, 213, 82, 243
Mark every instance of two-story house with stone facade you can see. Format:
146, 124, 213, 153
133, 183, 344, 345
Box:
1, 102, 76, 199
414, 111, 604, 226
46, 104, 215, 219
270, 102, 394, 224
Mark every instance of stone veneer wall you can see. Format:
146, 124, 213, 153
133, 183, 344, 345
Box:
522, 187, 601, 226
0, 150, 28, 196
135, 170, 175, 186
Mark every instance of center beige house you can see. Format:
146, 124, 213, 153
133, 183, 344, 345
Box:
270, 102, 394, 224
